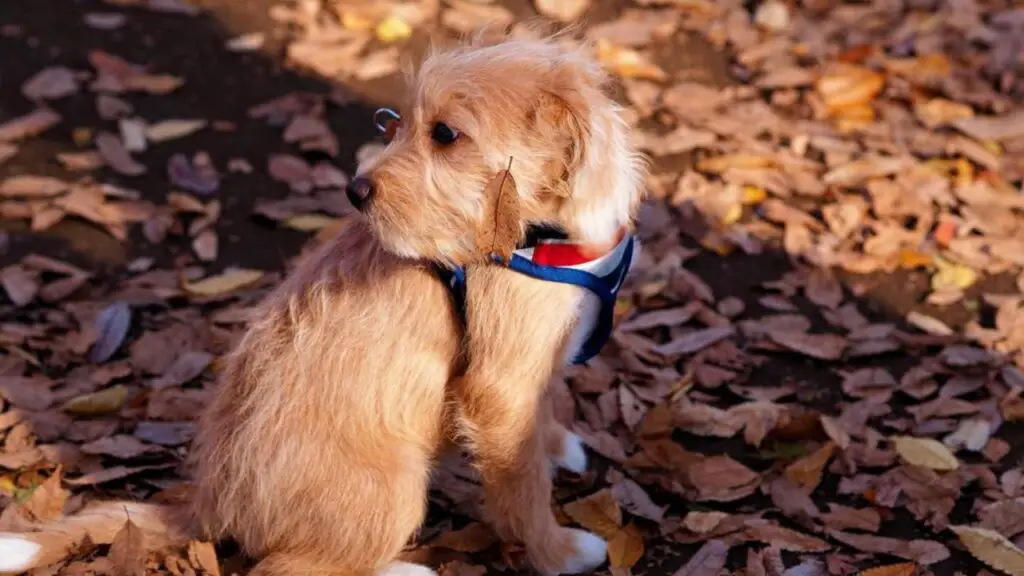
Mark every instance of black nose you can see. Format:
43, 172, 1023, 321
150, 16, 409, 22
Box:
346, 177, 375, 210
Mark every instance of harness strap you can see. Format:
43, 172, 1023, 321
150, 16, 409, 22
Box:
437, 230, 635, 365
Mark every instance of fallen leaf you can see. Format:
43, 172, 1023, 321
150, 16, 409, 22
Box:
820, 503, 880, 533
146, 119, 207, 142
672, 539, 728, 576
783, 442, 835, 492
610, 477, 665, 523
931, 257, 977, 292
595, 39, 667, 81
857, 564, 917, 576
183, 269, 263, 296
20, 468, 69, 522
829, 531, 948, 565
225, 32, 265, 52
283, 214, 340, 231
535, 0, 589, 22
192, 230, 218, 262
95, 132, 146, 176
62, 385, 131, 415
769, 331, 846, 360
375, 16, 412, 43
89, 301, 132, 364
563, 489, 622, 540
608, 524, 644, 569
477, 165, 521, 261
743, 522, 830, 552
654, 326, 735, 360
80, 435, 156, 459
815, 64, 884, 110
22, 67, 79, 100
950, 525, 1024, 575
0, 175, 69, 198
1, 265, 39, 306
892, 435, 959, 471
953, 110, 1024, 143
167, 152, 219, 195
0, 108, 61, 142
187, 540, 220, 576
431, 523, 498, 553
687, 455, 760, 501
109, 516, 146, 576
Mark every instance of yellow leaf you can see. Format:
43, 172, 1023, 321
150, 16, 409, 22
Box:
721, 202, 743, 226
834, 103, 876, 132
341, 12, 375, 31
816, 65, 885, 110
563, 489, 622, 540
981, 140, 1002, 156
857, 563, 917, 576
897, 249, 934, 270
892, 435, 959, 471
0, 476, 15, 496
954, 157, 973, 189
375, 15, 411, 43
595, 40, 666, 81
696, 154, 774, 174
783, 441, 835, 492
931, 257, 977, 292
61, 385, 131, 415
950, 525, 1024, 576
914, 98, 974, 129
742, 186, 766, 205
146, 119, 207, 143
184, 269, 264, 296
283, 214, 341, 231
608, 525, 644, 569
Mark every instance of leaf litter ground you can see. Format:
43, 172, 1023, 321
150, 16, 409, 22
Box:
1, 0, 1024, 575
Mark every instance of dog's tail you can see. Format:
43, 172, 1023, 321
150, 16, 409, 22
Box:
0, 500, 196, 574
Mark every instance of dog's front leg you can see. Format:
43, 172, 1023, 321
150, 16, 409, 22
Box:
455, 267, 606, 575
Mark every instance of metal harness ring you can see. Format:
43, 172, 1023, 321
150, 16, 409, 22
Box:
374, 108, 401, 134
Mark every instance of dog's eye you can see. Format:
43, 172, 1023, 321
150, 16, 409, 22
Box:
431, 122, 459, 145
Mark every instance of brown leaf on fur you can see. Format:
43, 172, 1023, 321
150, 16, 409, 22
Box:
109, 515, 146, 576
477, 163, 521, 261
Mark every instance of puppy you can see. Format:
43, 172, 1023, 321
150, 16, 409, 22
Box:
0, 30, 646, 576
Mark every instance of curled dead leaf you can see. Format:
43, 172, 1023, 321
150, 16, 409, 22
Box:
950, 525, 1024, 575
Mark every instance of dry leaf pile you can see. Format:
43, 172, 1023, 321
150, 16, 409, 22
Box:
1, 0, 1024, 574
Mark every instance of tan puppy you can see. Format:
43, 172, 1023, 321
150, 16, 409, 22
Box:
0, 30, 646, 576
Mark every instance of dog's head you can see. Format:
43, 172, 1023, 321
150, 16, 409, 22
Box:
347, 31, 648, 266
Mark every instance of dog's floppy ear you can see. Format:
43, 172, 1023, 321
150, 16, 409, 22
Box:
536, 53, 643, 244
476, 159, 522, 262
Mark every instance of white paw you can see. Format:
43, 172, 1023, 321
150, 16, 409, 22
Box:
554, 432, 588, 474
556, 529, 608, 575
376, 561, 437, 576
0, 535, 42, 573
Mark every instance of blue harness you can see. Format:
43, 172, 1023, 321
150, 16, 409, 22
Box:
436, 226, 636, 365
